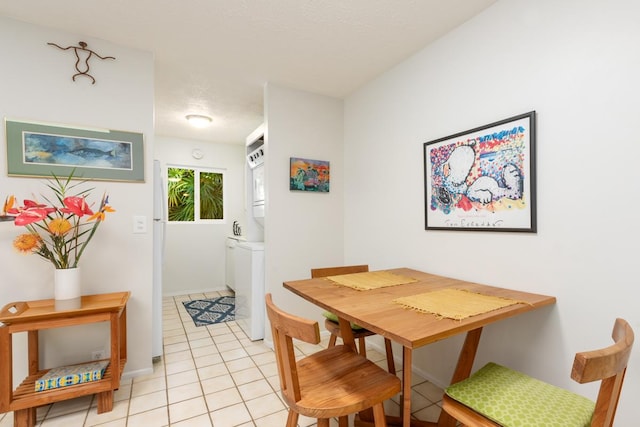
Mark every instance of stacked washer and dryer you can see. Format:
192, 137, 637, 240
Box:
232, 125, 266, 341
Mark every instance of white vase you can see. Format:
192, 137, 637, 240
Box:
54, 267, 82, 310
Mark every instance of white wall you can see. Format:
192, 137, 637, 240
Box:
263, 83, 345, 341
0, 17, 154, 380
154, 136, 245, 295
344, 0, 640, 423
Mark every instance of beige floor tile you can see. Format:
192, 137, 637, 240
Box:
204, 387, 243, 411
244, 393, 286, 419
194, 352, 224, 368
257, 361, 278, 377
220, 347, 250, 362
191, 345, 219, 358
164, 349, 193, 364
163, 327, 186, 338
209, 402, 252, 427
168, 381, 204, 404
254, 409, 290, 427
169, 396, 208, 423
171, 413, 213, 426
165, 358, 196, 375
200, 373, 236, 394
40, 410, 88, 426
213, 333, 238, 344
231, 366, 265, 385
412, 402, 443, 423
131, 376, 166, 397
197, 362, 229, 380
187, 330, 212, 341
128, 390, 167, 415
163, 334, 188, 345
88, 417, 128, 427
226, 356, 256, 372
164, 341, 190, 354
166, 369, 200, 388
237, 378, 275, 401
189, 337, 215, 349
126, 407, 169, 427
250, 351, 276, 366
216, 339, 243, 352
413, 380, 445, 403
244, 342, 272, 356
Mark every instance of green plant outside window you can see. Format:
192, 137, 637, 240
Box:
167, 167, 224, 222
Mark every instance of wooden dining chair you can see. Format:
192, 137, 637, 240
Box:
442, 318, 634, 427
265, 293, 401, 427
311, 265, 396, 374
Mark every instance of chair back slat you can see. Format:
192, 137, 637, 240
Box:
311, 264, 368, 278
570, 318, 634, 427
265, 293, 320, 403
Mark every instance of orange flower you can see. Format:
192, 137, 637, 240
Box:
2, 195, 14, 214
48, 218, 72, 235
13, 233, 42, 254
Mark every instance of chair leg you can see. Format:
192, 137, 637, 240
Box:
384, 338, 396, 375
359, 336, 367, 357
372, 402, 388, 427
328, 333, 338, 347
285, 410, 298, 427
338, 415, 349, 427
318, 418, 330, 427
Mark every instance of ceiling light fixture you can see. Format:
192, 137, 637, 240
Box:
186, 114, 212, 128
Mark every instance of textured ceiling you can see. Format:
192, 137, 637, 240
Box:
0, 0, 496, 144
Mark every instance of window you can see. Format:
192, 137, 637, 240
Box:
167, 166, 225, 223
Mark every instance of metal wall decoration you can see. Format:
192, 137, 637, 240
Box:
48, 41, 115, 84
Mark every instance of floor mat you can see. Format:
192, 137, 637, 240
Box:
182, 296, 235, 326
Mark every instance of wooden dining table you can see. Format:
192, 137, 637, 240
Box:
283, 268, 556, 427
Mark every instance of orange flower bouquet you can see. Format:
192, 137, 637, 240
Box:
4, 174, 115, 269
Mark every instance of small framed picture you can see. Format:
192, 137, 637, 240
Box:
423, 111, 536, 232
290, 157, 330, 193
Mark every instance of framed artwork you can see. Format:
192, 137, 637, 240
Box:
5, 119, 145, 182
423, 111, 536, 232
290, 157, 330, 192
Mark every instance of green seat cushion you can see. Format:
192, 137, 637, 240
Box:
445, 362, 595, 427
322, 311, 365, 330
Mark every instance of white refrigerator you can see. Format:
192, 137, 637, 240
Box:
152, 160, 165, 360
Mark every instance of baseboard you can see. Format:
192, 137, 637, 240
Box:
121, 366, 154, 381
163, 287, 229, 297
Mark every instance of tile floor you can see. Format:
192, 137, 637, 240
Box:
0, 290, 446, 426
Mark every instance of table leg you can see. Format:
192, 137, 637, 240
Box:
97, 390, 114, 413
14, 407, 35, 427
0, 327, 11, 414
436, 327, 483, 427
402, 346, 412, 427
28, 331, 38, 376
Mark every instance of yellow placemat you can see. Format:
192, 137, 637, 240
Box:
326, 271, 418, 291
392, 288, 526, 320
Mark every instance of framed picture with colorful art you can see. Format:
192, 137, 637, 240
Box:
423, 111, 536, 232
289, 157, 330, 192
5, 118, 145, 182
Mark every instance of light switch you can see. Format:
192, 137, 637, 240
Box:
133, 215, 147, 233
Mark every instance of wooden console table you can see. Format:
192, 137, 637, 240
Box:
0, 292, 129, 427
